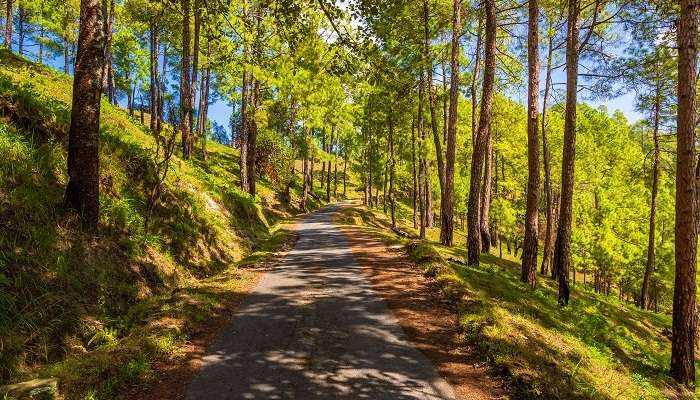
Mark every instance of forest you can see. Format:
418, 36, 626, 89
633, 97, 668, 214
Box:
0, 0, 699, 398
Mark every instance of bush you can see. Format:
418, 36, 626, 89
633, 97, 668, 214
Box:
254, 129, 293, 189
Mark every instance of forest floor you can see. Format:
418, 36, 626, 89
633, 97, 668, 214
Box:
335, 204, 696, 400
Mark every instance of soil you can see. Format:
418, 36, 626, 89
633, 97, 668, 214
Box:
339, 223, 508, 400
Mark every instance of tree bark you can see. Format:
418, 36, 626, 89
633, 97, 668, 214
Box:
333, 133, 339, 198
424, 0, 445, 202
553, 0, 580, 306
180, 0, 192, 159
440, 0, 460, 246
418, 64, 427, 239
127, 69, 133, 115
38, 26, 44, 63
239, 0, 250, 190
4, 0, 12, 50
389, 115, 396, 228
426, 163, 433, 228
470, 14, 483, 145
521, 0, 540, 289
285, 97, 297, 201
17, 5, 25, 55
368, 128, 373, 207
541, 29, 555, 276
64, 0, 105, 232
321, 129, 327, 189
64, 35, 70, 74
467, 0, 495, 265
200, 39, 211, 160
149, 18, 160, 133
480, 132, 492, 250
102, 0, 115, 104
158, 44, 168, 133
327, 126, 333, 202
247, 78, 259, 196
300, 131, 310, 211
343, 150, 347, 197
640, 72, 662, 310
412, 116, 418, 229
670, 0, 698, 386
191, 0, 201, 150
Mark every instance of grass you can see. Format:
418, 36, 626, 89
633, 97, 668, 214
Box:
0, 49, 331, 398
336, 203, 696, 400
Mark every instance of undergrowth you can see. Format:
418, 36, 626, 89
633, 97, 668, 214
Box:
0, 49, 325, 398
336, 204, 696, 400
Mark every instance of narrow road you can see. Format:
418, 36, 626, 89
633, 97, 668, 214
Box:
187, 204, 455, 400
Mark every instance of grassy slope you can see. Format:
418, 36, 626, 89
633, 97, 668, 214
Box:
336, 202, 695, 400
0, 49, 330, 398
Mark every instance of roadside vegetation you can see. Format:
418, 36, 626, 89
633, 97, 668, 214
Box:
336, 205, 691, 399
0, 50, 332, 398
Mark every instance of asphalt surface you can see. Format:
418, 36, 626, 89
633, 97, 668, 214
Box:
187, 204, 455, 400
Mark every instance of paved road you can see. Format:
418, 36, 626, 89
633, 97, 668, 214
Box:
187, 204, 455, 400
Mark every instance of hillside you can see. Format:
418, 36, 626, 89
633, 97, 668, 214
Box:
0, 49, 331, 398
335, 204, 694, 400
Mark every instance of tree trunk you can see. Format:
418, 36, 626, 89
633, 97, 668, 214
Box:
375, 176, 380, 209
285, 97, 297, 200
17, 6, 25, 55
470, 14, 483, 144
327, 127, 333, 202
441, 54, 448, 145
200, 39, 211, 160
64, 0, 105, 232
412, 116, 418, 229
541, 29, 555, 276
127, 79, 133, 115
140, 92, 145, 124
480, 133, 492, 250
38, 26, 44, 63
247, 78, 259, 196
670, 0, 698, 387
239, 0, 250, 190
333, 134, 339, 197
180, 0, 192, 159
418, 64, 427, 239
641, 73, 662, 309
343, 150, 347, 196
4, 0, 12, 50
389, 116, 396, 228
300, 133, 310, 211
158, 44, 168, 133
102, 0, 115, 104
191, 0, 201, 154
467, 0, 495, 265
321, 129, 326, 189
310, 153, 315, 191
383, 153, 388, 212
553, 0, 580, 306
424, 0, 445, 203
521, 0, 540, 289
130, 86, 136, 116
368, 129, 373, 207
149, 18, 160, 133
63, 35, 70, 74
426, 164, 433, 228
440, 0, 460, 246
